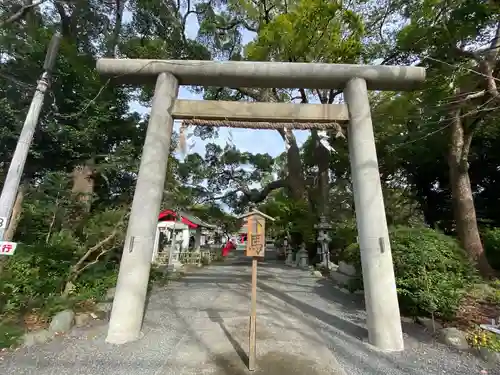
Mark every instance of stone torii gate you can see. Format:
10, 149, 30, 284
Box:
96, 59, 425, 351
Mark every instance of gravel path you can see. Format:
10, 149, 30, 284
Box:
0, 250, 494, 375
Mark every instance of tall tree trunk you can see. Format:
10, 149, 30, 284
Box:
282, 130, 306, 200
71, 159, 96, 212
448, 108, 494, 276
106, 0, 125, 57
243, 88, 307, 202
310, 129, 330, 216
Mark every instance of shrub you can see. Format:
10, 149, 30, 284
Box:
0, 241, 119, 317
342, 226, 477, 319
481, 228, 500, 270
0, 243, 75, 315
330, 221, 357, 251
0, 321, 24, 349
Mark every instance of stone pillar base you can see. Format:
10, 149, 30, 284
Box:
297, 252, 308, 269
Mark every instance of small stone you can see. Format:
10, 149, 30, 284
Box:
92, 310, 109, 320
478, 347, 500, 365
401, 316, 415, 324
312, 270, 323, 278
417, 316, 443, 332
74, 313, 92, 327
90, 312, 98, 319
438, 327, 469, 350
49, 309, 75, 334
95, 302, 113, 313
104, 287, 116, 301
23, 329, 54, 347
338, 261, 356, 276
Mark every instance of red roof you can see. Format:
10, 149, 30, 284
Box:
158, 209, 199, 228
158, 209, 216, 230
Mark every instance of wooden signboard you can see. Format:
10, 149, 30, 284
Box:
245, 214, 266, 258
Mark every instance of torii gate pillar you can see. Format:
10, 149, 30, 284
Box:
345, 78, 403, 351
106, 72, 178, 344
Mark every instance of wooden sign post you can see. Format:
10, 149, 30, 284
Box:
238, 209, 275, 371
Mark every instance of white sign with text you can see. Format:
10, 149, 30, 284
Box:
0, 241, 17, 256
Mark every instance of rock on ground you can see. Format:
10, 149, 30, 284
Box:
48, 309, 75, 334
105, 287, 116, 301
438, 327, 469, 350
338, 261, 356, 276
22, 330, 54, 347
74, 313, 93, 327
313, 270, 323, 278
416, 317, 443, 333
95, 302, 113, 313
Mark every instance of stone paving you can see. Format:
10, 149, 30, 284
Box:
0, 250, 494, 375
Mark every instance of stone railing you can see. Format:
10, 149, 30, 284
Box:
154, 246, 222, 267
179, 251, 201, 265
155, 252, 169, 265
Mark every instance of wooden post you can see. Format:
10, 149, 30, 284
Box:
237, 209, 275, 372
249, 256, 258, 371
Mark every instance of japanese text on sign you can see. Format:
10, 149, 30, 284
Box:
249, 234, 263, 254
245, 214, 266, 258
0, 241, 17, 256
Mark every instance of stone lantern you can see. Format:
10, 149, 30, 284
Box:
284, 237, 294, 266
314, 215, 332, 269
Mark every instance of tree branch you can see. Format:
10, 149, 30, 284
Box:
199, 189, 240, 203
241, 178, 288, 204
0, 0, 48, 28
234, 87, 262, 101
67, 211, 129, 281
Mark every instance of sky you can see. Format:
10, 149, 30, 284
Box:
125, 11, 310, 159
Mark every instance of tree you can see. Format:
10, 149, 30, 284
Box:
185, 0, 366, 227
177, 142, 277, 211
394, 0, 499, 275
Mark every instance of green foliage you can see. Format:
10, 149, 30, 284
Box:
259, 191, 315, 245
343, 227, 477, 319
481, 228, 500, 271
330, 221, 357, 252
0, 321, 24, 349
468, 281, 500, 305
0, 243, 74, 315
0, 240, 119, 317
245, 0, 364, 63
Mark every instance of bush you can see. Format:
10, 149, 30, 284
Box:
0, 241, 119, 318
0, 321, 24, 348
0, 243, 75, 315
481, 228, 500, 270
330, 221, 357, 251
342, 226, 477, 319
